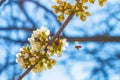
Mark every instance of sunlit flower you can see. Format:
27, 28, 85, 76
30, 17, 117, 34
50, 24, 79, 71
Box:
16, 53, 20, 57
16, 26, 68, 73
24, 53, 29, 59
41, 26, 50, 36
20, 47, 24, 52
62, 39, 68, 50
28, 38, 41, 52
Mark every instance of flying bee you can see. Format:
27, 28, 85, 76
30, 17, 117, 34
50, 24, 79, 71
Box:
75, 41, 82, 49
75, 45, 82, 49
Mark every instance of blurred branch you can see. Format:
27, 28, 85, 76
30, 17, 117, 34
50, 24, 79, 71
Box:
0, 62, 16, 74
32, 1, 61, 26
0, 27, 35, 31
17, 2, 36, 28
0, 0, 6, 6
0, 36, 28, 43
1, 35, 120, 43
16, 0, 61, 27
64, 36, 120, 42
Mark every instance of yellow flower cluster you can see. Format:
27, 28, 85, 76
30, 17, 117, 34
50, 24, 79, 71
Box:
52, 0, 107, 22
16, 26, 68, 73
48, 38, 68, 57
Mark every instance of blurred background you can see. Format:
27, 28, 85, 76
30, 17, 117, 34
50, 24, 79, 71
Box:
0, 0, 120, 80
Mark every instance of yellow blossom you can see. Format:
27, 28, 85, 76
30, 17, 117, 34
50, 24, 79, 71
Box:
16, 26, 69, 73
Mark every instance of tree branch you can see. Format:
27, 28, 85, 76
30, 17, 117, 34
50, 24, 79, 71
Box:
17, 12, 75, 80
17, 2, 37, 28
61, 36, 120, 42
50, 12, 75, 43
0, 62, 16, 74
1, 35, 120, 44
0, 27, 35, 32
17, 62, 38, 80
0, 0, 6, 6
32, 1, 62, 26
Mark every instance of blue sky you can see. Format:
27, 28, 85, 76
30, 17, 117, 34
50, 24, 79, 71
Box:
0, 0, 120, 80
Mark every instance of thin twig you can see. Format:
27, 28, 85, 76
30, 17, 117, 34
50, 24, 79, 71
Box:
17, 12, 75, 80
50, 12, 75, 44
18, 62, 38, 80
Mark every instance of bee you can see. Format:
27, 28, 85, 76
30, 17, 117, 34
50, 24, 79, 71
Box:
75, 45, 82, 49
75, 41, 82, 49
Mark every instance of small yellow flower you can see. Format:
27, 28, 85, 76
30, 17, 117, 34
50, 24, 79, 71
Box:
85, 12, 91, 16
80, 14, 86, 21
98, 0, 107, 7
52, 0, 107, 22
